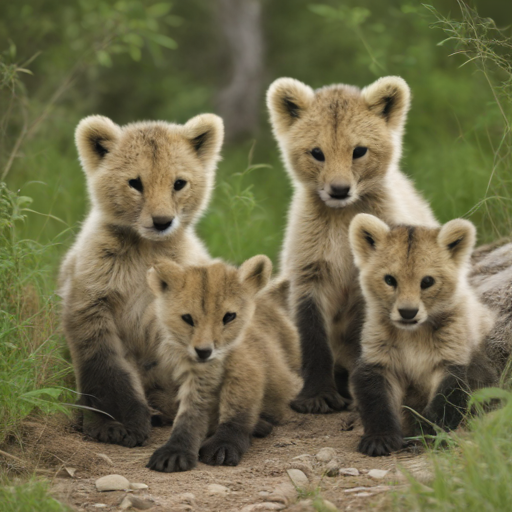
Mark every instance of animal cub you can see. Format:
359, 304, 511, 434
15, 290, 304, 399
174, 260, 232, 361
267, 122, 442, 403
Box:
146, 256, 302, 472
349, 214, 497, 457
267, 76, 438, 414
60, 114, 223, 447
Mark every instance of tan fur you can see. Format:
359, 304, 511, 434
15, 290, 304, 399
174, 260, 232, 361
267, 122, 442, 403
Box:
266, 76, 437, 411
146, 256, 302, 471
59, 114, 223, 446
349, 214, 496, 434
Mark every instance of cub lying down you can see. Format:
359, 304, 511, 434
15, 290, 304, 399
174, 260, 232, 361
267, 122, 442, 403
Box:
146, 256, 302, 472
349, 214, 497, 457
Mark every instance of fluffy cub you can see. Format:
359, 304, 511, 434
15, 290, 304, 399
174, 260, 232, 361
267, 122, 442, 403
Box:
267, 76, 438, 414
145, 256, 302, 472
60, 114, 223, 447
349, 214, 497, 456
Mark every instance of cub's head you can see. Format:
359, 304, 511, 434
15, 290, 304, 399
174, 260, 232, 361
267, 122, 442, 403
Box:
147, 255, 272, 363
267, 76, 410, 208
349, 214, 476, 331
75, 114, 224, 240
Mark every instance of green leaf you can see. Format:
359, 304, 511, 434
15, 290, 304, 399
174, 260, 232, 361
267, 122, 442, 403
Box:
308, 4, 342, 20
147, 2, 172, 18
147, 33, 177, 50
21, 387, 63, 400
129, 45, 142, 61
97, 50, 113, 67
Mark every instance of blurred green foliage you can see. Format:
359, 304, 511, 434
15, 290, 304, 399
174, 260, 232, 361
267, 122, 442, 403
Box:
1, 0, 511, 269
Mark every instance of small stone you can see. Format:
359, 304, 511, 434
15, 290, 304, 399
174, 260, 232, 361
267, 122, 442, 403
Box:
315, 447, 336, 463
368, 469, 389, 480
207, 483, 230, 495
268, 482, 296, 505
259, 491, 271, 497
92, 505, 107, 509
325, 459, 342, 477
129, 483, 148, 490
95, 474, 130, 492
241, 503, 285, 512
119, 496, 153, 510
119, 497, 132, 510
178, 493, 196, 504
355, 492, 373, 497
96, 453, 114, 466
286, 469, 309, 489
339, 468, 360, 477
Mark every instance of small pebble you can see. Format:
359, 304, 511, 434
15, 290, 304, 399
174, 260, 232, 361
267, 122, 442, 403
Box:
286, 469, 309, 489
339, 468, 360, 477
368, 469, 389, 480
92, 505, 107, 509
241, 503, 285, 511
207, 483, 230, 495
95, 474, 130, 492
315, 447, 336, 463
129, 483, 148, 490
179, 493, 196, 504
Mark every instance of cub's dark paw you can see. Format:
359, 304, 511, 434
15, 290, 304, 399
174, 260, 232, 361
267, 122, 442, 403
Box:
291, 388, 349, 414
358, 433, 404, 457
252, 418, 274, 438
146, 445, 197, 473
84, 417, 150, 448
199, 436, 247, 466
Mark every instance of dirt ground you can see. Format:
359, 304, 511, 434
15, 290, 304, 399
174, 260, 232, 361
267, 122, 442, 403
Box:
6, 411, 433, 512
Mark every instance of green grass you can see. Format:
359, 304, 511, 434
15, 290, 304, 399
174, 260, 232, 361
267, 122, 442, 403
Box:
399, 391, 512, 511
0, 478, 71, 512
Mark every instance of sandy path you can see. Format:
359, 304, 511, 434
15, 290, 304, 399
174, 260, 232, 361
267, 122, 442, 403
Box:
31, 411, 431, 512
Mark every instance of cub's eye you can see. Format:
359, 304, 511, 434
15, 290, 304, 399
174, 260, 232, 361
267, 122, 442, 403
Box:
174, 179, 187, 191
181, 314, 194, 326
128, 178, 143, 193
223, 312, 236, 325
421, 276, 435, 289
384, 275, 397, 287
310, 148, 325, 162
353, 147, 368, 159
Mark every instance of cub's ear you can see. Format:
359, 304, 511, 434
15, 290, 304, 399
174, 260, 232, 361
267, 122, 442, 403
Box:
361, 76, 411, 131
349, 213, 390, 268
75, 115, 121, 173
184, 114, 224, 171
239, 255, 273, 295
147, 260, 184, 296
267, 77, 315, 136
437, 219, 476, 265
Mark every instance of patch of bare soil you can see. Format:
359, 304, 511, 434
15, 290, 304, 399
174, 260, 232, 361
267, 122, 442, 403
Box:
7, 412, 432, 511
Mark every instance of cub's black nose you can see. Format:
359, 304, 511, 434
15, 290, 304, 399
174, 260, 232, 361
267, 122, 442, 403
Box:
152, 216, 173, 231
195, 348, 212, 361
329, 185, 350, 200
399, 308, 419, 320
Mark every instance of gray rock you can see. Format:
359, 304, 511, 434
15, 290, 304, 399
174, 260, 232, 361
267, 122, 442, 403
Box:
339, 468, 360, 477
95, 474, 130, 492
286, 469, 309, 489
207, 483, 230, 495
129, 483, 148, 490
368, 469, 389, 480
315, 447, 336, 463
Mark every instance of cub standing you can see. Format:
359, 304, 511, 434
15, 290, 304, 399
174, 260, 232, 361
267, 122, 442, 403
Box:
59, 114, 224, 446
267, 76, 438, 413
349, 214, 497, 456
145, 256, 302, 472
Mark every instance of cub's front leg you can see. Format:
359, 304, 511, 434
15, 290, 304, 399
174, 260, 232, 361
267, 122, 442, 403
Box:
351, 362, 404, 456
199, 352, 264, 466
147, 375, 217, 473
64, 294, 151, 447
291, 292, 347, 414
421, 365, 470, 432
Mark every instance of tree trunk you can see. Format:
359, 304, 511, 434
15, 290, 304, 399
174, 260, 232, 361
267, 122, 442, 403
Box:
216, 0, 264, 142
